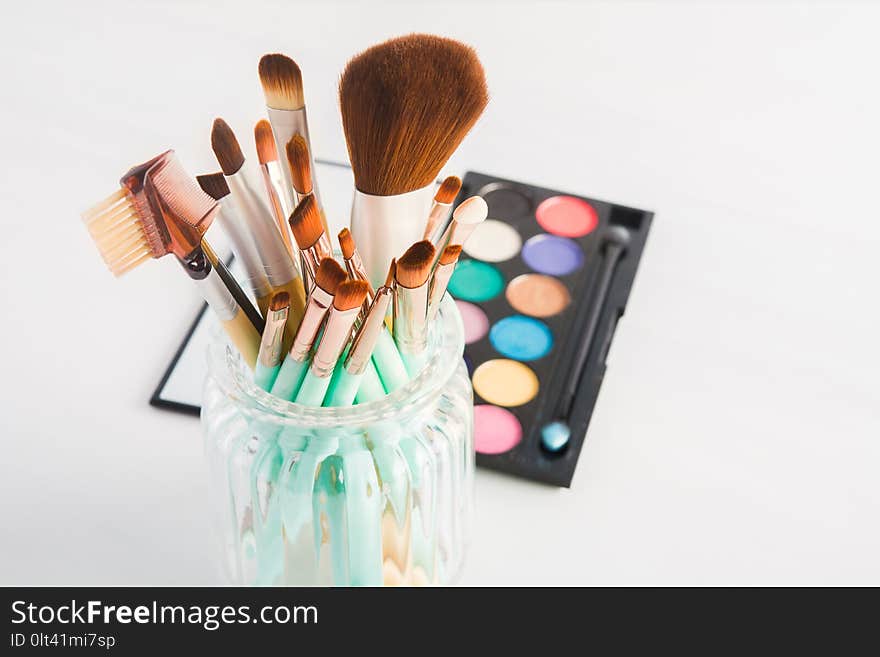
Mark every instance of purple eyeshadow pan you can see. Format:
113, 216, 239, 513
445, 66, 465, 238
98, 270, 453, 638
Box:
521, 234, 585, 276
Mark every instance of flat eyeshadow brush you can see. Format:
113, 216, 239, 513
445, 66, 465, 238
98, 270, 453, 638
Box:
270, 257, 346, 401
393, 240, 436, 377
338, 227, 374, 321
178, 245, 261, 368
254, 119, 295, 258
326, 262, 397, 406
427, 244, 462, 321
258, 53, 329, 234
288, 194, 332, 292
423, 176, 462, 243
340, 34, 488, 288
82, 150, 218, 276
295, 280, 370, 406
254, 292, 290, 390
197, 172, 273, 315
285, 134, 328, 235
540, 226, 631, 452
211, 118, 307, 346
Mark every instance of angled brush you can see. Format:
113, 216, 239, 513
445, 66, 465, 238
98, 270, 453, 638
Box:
392, 240, 436, 377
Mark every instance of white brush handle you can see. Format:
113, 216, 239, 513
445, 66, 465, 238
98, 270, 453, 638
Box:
350, 185, 434, 289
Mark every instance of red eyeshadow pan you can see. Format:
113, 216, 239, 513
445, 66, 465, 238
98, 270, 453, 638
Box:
535, 196, 598, 238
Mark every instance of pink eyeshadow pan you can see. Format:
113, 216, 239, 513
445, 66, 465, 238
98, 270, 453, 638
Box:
456, 300, 490, 344
473, 405, 523, 454
535, 196, 598, 238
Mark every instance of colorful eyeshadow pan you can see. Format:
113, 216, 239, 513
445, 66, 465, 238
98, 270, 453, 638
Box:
536, 196, 598, 238
505, 274, 571, 318
489, 316, 553, 362
521, 234, 584, 276
462, 219, 522, 262
474, 405, 522, 455
448, 260, 504, 302
456, 300, 489, 344
449, 171, 651, 488
471, 359, 539, 407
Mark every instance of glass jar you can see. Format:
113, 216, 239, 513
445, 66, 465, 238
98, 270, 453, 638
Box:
202, 296, 474, 586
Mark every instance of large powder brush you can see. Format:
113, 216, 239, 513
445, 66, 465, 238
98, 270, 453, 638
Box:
339, 33, 489, 288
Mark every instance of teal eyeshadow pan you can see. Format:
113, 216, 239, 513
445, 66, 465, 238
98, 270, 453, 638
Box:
447, 260, 505, 302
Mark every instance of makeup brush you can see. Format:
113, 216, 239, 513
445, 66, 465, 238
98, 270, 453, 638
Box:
258, 53, 326, 229
254, 292, 290, 391
365, 260, 410, 394
423, 176, 462, 243
177, 244, 261, 369
82, 150, 218, 276
288, 194, 332, 291
427, 244, 462, 321
338, 227, 374, 320
339, 34, 489, 288
254, 119, 295, 257
540, 226, 631, 453
326, 262, 399, 406
270, 258, 347, 401
393, 240, 436, 377
286, 134, 331, 237
435, 195, 488, 259
196, 176, 265, 335
295, 280, 370, 406
211, 118, 306, 341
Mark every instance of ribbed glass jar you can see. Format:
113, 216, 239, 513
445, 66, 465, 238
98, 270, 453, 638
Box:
202, 296, 474, 586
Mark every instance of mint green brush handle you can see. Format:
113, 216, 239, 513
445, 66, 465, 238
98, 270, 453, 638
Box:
353, 362, 385, 404
295, 369, 332, 406
254, 363, 281, 391
372, 330, 409, 392
326, 360, 385, 406
270, 355, 308, 401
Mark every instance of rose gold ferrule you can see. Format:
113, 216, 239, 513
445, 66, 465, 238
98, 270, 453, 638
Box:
423, 200, 452, 243
428, 260, 456, 321
393, 281, 430, 357
289, 285, 334, 363
345, 288, 392, 374
311, 306, 361, 379
258, 305, 289, 368
344, 250, 375, 322
299, 234, 333, 291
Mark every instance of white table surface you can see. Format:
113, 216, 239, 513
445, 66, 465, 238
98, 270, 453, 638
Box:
2, 1, 878, 585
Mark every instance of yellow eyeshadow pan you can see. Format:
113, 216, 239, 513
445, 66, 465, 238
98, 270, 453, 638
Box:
471, 359, 539, 407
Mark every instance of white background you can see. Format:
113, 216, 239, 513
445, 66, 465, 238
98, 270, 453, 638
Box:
1, 1, 878, 585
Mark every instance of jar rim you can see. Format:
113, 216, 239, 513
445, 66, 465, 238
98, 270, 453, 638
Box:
206, 294, 465, 427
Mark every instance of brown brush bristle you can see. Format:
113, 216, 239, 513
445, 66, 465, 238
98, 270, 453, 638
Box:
339, 34, 489, 196
211, 118, 245, 176
439, 244, 462, 266
258, 54, 305, 110
435, 176, 462, 204
288, 194, 324, 249
315, 257, 348, 295
196, 172, 230, 200
395, 240, 436, 288
338, 228, 355, 260
254, 119, 278, 165
269, 291, 290, 311
285, 134, 312, 195
333, 280, 370, 312
384, 259, 396, 289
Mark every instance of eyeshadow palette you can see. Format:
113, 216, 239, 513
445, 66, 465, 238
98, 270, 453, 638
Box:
448, 171, 652, 487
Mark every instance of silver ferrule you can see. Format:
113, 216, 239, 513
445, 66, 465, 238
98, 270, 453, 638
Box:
345, 288, 392, 375
448, 218, 481, 249
289, 286, 333, 363
350, 185, 435, 289
393, 281, 430, 357
216, 202, 271, 299
428, 260, 456, 321
266, 105, 321, 213
424, 200, 452, 243
258, 305, 289, 368
196, 267, 238, 321
312, 306, 361, 379
259, 161, 294, 249
226, 169, 298, 288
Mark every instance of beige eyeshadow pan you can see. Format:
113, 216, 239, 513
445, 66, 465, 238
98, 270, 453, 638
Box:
505, 274, 571, 318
